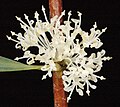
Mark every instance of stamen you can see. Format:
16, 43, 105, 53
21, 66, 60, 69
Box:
67, 85, 75, 102
24, 14, 34, 29
102, 27, 107, 32
15, 16, 29, 28
68, 11, 72, 21
96, 27, 107, 38
34, 11, 39, 21
38, 36, 49, 49
10, 31, 16, 36
6, 35, 19, 42
93, 22, 97, 28
77, 11, 82, 28
86, 80, 90, 96
42, 5, 49, 22
55, 10, 65, 28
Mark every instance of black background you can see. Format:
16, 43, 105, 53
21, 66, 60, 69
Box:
0, 0, 120, 107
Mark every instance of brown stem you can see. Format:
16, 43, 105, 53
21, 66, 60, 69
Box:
49, 0, 62, 18
52, 71, 68, 107
49, 0, 68, 107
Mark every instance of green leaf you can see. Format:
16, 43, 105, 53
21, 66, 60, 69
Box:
0, 56, 42, 72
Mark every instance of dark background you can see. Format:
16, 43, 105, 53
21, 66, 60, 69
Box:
0, 0, 120, 107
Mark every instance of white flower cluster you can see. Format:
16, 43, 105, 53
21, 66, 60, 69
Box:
7, 6, 112, 102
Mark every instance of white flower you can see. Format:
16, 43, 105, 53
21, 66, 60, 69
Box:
80, 22, 107, 49
62, 50, 111, 102
7, 6, 112, 102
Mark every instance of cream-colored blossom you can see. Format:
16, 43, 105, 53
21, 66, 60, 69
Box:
7, 6, 112, 102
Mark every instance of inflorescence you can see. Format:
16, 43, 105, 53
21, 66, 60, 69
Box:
7, 6, 112, 102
